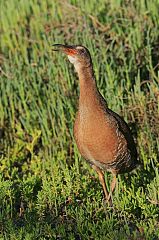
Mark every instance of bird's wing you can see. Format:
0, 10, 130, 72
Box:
107, 108, 138, 160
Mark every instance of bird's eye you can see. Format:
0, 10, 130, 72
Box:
80, 49, 85, 54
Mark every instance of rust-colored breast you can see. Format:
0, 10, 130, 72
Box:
74, 104, 127, 168
73, 84, 137, 174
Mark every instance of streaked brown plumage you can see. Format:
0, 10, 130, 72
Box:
53, 44, 138, 204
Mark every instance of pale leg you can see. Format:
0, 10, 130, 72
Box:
92, 165, 109, 200
107, 174, 117, 202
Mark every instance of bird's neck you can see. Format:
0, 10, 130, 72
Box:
76, 65, 98, 105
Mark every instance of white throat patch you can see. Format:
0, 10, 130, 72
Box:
67, 55, 76, 64
67, 55, 80, 71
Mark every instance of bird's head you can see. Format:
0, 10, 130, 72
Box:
52, 44, 92, 71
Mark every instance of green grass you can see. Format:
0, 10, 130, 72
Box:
0, 0, 159, 239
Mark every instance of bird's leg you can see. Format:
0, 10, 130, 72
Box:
92, 165, 109, 200
107, 173, 117, 202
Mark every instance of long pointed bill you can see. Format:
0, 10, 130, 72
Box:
52, 44, 78, 56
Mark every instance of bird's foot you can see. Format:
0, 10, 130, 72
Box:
103, 197, 113, 208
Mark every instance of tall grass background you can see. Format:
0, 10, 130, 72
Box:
0, 0, 159, 239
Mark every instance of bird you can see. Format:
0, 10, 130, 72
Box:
53, 44, 138, 205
